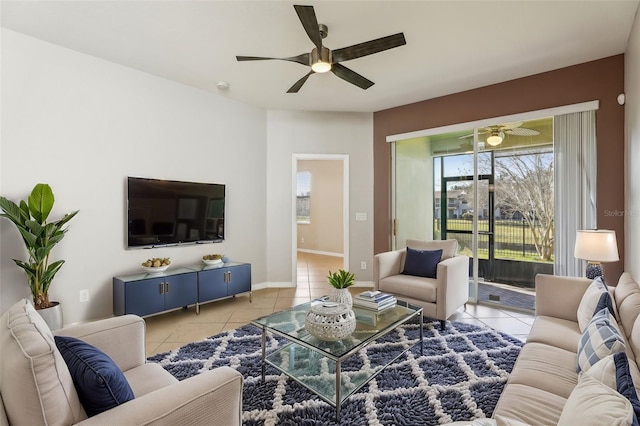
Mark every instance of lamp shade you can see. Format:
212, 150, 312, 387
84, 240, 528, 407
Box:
574, 230, 620, 262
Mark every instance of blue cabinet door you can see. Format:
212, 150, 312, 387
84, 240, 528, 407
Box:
164, 273, 198, 310
228, 264, 251, 296
125, 277, 165, 316
198, 268, 227, 303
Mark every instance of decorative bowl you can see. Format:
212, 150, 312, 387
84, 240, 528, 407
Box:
141, 265, 169, 274
202, 258, 223, 266
305, 303, 356, 341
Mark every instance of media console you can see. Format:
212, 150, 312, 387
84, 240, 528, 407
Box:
113, 262, 251, 317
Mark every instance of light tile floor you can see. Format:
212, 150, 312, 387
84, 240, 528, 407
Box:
145, 253, 533, 356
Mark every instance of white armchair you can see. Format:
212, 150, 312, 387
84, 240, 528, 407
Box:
374, 239, 469, 330
0, 299, 243, 426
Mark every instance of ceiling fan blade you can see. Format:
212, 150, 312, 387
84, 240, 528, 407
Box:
236, 53, 310, 66
331, 63, 374, 90
458, 130, 489, 139
287, 71, 314, 93
332, 33, 406, 63
501, 121, 524, 130
506, 127, 540, 136
294, 5, 322, 50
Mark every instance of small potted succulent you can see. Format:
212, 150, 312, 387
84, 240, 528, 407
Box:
327, 269, 355, 307
0, 184, 78, 329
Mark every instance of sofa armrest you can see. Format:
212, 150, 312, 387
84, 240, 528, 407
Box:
535, 274, 592, 321
435, 255, 470, 320
75, 366, 243, 426
374, 249, 404, 289
53, 315, 145, 372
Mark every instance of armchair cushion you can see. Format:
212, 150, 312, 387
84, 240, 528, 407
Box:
54, 336, 135, 417
379, 274, 437, 303
402, 247, 442, 278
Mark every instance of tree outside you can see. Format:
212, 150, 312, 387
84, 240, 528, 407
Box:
449, 147, 554, 262
494, 149, 554, 261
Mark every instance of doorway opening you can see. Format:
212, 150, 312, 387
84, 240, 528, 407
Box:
292, 154, 349, 289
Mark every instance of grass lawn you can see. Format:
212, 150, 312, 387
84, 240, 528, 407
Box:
439, 219, 553, 263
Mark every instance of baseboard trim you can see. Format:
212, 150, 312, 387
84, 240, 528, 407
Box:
296, 249, 344, 258
252, 281, 373, 290
251, 282, 296, 290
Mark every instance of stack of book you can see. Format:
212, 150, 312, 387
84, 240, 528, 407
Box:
353, 290, 397, 311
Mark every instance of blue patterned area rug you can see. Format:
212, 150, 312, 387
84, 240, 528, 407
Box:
148, 319, 522, 425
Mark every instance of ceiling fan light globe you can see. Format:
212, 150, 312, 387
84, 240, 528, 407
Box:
486, 135, 503, 146
311, 61, 332, 73
311, 46, 332, 73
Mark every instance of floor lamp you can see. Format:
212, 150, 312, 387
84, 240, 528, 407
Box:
574, 230, 619, 281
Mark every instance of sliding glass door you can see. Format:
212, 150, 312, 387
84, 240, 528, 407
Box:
392, 117, 554, 310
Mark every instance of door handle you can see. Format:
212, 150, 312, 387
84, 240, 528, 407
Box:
165, 282, 169, 293
159, 282, 164, 295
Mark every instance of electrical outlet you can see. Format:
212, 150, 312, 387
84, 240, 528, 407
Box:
79, 289, 89, 303
361, 261, 367, 270
301, 237, 305, 243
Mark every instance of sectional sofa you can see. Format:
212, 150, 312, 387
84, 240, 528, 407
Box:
492, 272, 640, 425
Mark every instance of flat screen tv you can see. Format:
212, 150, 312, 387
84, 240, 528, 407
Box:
127, 177, 225, 248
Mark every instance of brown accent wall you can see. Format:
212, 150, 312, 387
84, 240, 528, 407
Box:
374, 55, 625, 282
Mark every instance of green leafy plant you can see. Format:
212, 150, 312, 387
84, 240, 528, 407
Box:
0, 184, 78, 309
327, 269, 355, 289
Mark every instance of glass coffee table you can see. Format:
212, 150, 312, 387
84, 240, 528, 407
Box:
251, 299, 423, 420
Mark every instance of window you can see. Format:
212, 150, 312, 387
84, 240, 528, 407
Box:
296, 171, 311, 224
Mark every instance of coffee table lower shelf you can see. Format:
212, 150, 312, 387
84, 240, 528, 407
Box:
254, 303, 423, 421
263, 339, 421, 419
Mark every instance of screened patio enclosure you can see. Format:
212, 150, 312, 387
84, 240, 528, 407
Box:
392, 117, 555, 311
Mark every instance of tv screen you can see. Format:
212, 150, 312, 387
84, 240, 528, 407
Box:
127, 177, 225, 248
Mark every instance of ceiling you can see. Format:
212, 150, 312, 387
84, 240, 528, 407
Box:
2, 1, 638, 113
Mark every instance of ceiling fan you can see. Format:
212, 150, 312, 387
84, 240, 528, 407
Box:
236, 4, 406, 93
460, 122, 540, 146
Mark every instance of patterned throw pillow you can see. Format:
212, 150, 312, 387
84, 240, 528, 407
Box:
586, 352, 640, 425
577, 308, 626, 373
577, 277, 614, 332
558, 375, 634, 426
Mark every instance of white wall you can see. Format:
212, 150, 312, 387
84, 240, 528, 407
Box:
0, 30, 267, 324
626, 8, 640, 282
266, 110, 374, 285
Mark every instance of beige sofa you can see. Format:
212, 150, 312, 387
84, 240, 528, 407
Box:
374, 239, 469, 329
492, 272, 640, 425
0, 299, 243, 426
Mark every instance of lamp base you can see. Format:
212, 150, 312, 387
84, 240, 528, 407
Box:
586, 262, 604, 281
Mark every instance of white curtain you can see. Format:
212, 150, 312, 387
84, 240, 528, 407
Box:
554, 110, 597, 276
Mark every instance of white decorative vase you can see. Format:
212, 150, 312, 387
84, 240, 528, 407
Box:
328, 288, 353, 308
305, 302, 356, 341
38, 302, 63, 331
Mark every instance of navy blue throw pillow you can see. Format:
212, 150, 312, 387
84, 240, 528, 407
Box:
614, 352, 640, 426
54, 335, 135, 417
402, 247, 443, 278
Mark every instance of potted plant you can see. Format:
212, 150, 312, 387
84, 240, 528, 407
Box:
0, 184, 78, 329
327, 269, 355, 307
